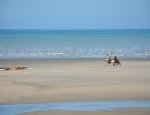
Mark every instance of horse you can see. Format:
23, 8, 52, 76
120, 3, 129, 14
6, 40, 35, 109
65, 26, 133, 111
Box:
105, 59, 121, 66
105, 59, 114, 64
113, 59, 121, 66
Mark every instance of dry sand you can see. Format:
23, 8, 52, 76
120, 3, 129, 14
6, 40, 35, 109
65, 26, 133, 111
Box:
0, 59, 150, 114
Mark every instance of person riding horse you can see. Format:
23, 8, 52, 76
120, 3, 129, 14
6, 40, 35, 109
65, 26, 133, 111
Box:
106, 54, 121, 66
107, 55, 112, 64
114, 55, 118, 61
113, 55, 121, 66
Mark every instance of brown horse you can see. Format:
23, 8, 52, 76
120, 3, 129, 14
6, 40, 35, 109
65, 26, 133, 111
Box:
105, 59, 113, 64
113, 60, 121, 66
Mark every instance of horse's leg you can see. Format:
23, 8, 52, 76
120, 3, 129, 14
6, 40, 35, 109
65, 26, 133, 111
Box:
116, 62, 118, 66
113, 62, 116, 66
113, 60, 117, 66
119, 61, 121, 66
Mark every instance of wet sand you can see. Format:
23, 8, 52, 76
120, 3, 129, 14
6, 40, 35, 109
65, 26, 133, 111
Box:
0, 59, 150, 114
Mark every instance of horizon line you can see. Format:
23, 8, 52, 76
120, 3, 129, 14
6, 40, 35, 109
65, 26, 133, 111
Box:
0, 28, 150, 31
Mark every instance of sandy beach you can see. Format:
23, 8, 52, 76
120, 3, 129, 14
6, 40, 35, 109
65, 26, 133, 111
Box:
0, 59, 150, 114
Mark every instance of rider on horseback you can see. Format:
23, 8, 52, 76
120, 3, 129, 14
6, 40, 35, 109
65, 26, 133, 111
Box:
108, 55, 111, 63
114, 55, 118, 61
113, 55, 121, 66
106, 54, 112, 64
106, 53, 121, 66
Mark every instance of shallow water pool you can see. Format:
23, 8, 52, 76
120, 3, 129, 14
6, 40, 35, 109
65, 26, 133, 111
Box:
0, 100, 150, 115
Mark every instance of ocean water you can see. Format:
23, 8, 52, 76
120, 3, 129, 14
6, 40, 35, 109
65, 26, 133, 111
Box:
0, 101, 150, 115
0, 30, 150, 58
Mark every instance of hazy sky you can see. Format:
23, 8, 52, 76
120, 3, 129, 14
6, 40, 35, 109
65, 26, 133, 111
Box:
0, 0, 150, 29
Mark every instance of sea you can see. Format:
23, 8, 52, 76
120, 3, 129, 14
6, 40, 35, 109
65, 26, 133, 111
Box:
0, 29, 150, 59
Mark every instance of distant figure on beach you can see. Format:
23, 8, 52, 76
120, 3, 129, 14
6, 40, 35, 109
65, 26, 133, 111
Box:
105, 53, 113, 64
114, 55, 117, 61
0, 66, 31, 71
105, 54, 121, 66
112, 55, 121, 66
107, 54, 112, 64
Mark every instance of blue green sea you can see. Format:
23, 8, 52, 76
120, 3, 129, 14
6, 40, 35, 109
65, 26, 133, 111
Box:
0, 29, 150, 58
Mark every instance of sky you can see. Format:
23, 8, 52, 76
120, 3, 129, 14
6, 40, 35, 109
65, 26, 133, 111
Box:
0, 0, 150, 30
